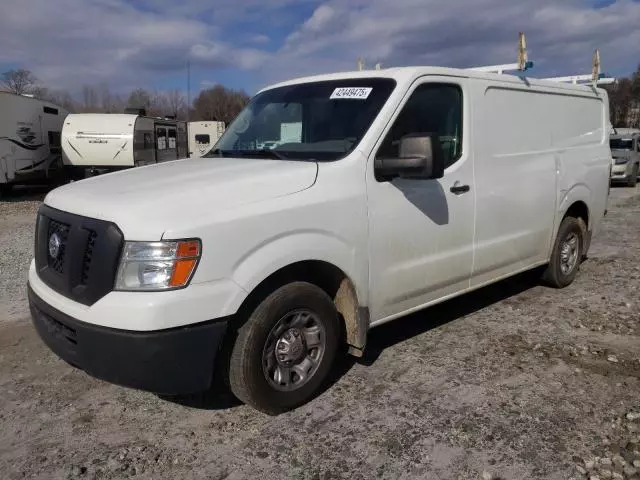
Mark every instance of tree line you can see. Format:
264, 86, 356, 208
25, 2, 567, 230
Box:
2, 66, 640, 128
604, 65, 640, 129
0, 69, 250, 124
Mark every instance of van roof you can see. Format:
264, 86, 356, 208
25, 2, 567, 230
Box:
259, 66, 607, 96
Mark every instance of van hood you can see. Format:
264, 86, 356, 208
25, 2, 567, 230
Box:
44, 157, 318, 239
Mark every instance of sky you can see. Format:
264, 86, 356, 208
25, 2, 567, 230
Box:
1, 0, 639, 98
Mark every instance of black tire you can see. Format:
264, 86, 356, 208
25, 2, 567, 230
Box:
542, 216, 586, 288
229, 282, 340, 415
627, 164, 639, 187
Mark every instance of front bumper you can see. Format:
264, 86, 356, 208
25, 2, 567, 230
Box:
28, 260, 246, 331
29, 286, 227, 395
611, 163, 634, 181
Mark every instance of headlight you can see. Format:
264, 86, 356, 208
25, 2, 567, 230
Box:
614, 158, 628, 165
115, 239, 201, 291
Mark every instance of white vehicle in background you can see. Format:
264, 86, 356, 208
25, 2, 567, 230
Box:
609, 130, 639, 186
61, 109, 188, 178
0, 92, 68, 196
29, 64, 611, 415
188, 121, 226, 157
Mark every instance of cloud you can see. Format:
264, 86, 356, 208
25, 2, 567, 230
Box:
249, 34, 271, 45
277, 0, 640, 79
0, 0, 274, 91
0, 0, 639, 96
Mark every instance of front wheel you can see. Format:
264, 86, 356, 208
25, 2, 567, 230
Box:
229, 282, 340, 415
542, 216, 586, 288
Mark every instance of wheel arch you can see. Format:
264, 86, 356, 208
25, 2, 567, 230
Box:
559, 185, 591, 229
227, 231, 369, 354
233, 259, 368, 355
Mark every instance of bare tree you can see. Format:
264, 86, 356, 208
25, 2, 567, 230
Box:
166, 89, 186, 119
605, 64, 640, 128
1, 69, 38, 95
98, 84, 124, 113
81, 85, 99, 112
193, 85, 250, 123
127, 88, 151, 111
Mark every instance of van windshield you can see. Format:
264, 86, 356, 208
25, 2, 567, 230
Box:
206, 78, 396, 161
610, 138, 633, 150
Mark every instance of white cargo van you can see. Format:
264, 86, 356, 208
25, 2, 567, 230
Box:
28, 67, 610, 414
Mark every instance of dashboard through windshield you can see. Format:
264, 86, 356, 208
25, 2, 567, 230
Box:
207, 78, 396, 161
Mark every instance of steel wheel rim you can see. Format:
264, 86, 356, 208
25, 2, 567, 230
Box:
560, 232, 579, 275
262, 309, 326, 392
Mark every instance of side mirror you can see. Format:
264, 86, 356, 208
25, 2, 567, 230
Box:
375, 133, 445, 180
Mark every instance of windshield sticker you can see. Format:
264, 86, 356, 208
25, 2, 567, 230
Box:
330, 87, 372, 100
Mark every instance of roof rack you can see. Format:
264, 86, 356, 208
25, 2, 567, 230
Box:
541, 50, 615, 86
356, 33, 616, 88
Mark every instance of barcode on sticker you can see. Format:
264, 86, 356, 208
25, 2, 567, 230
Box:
330, 87, 372, 100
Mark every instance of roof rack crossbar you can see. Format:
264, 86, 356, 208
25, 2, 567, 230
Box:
468, 32, 533, 74
542, 73, 615, 85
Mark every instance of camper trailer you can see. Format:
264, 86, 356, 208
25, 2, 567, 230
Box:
0, 92, 68, 195
62, 110, 188, 178
188, 121, 225, 157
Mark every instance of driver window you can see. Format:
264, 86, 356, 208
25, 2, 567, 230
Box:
376, 83, 462, 169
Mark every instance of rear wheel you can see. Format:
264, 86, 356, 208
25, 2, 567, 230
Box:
627, 164, 639, 187
229, 282, 340, 415
542, 216, 586, 288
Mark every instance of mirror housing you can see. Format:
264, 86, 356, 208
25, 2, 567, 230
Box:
375, 133, 445, 180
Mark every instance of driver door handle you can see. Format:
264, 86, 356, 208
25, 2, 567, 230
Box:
450, 182, 471, 195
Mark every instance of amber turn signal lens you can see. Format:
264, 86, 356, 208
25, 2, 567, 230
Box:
169, 259, 198, 287
177, 240, 201, 258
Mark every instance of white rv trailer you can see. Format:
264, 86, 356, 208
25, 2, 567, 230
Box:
62, 111, 188, 178
188, 121, 225, 157
0, 92, 69, 195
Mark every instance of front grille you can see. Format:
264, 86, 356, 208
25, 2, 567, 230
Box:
47, 220, 69, 274
81, 230, 97, 285
34, 205, 124, 306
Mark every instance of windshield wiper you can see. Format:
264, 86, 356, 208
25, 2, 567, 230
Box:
204, 148, 290, 160
235, 149, 289, 160
203, 148, 228, 158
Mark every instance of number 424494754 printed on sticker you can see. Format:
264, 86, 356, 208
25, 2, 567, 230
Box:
330, 87, 373, 100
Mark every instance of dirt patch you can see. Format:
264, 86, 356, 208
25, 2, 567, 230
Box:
0, 186, 639, 479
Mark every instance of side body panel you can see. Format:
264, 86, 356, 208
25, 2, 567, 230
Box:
471, 83, 558, 286
471, 81, 608, 286
62, 114, 136, 167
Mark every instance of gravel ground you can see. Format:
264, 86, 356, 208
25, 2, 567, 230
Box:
0, 185, 638, 480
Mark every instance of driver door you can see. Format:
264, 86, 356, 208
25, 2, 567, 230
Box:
366, 79, 475, 322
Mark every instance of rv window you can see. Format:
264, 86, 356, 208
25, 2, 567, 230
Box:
195, 134, 210, 144
168, 129, 177, 149
157, 128, 167, 150
376, 83, 463, 168
43, 106, 59, 115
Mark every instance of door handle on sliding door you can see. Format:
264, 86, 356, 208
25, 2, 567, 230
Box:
450, 182, 471, 195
